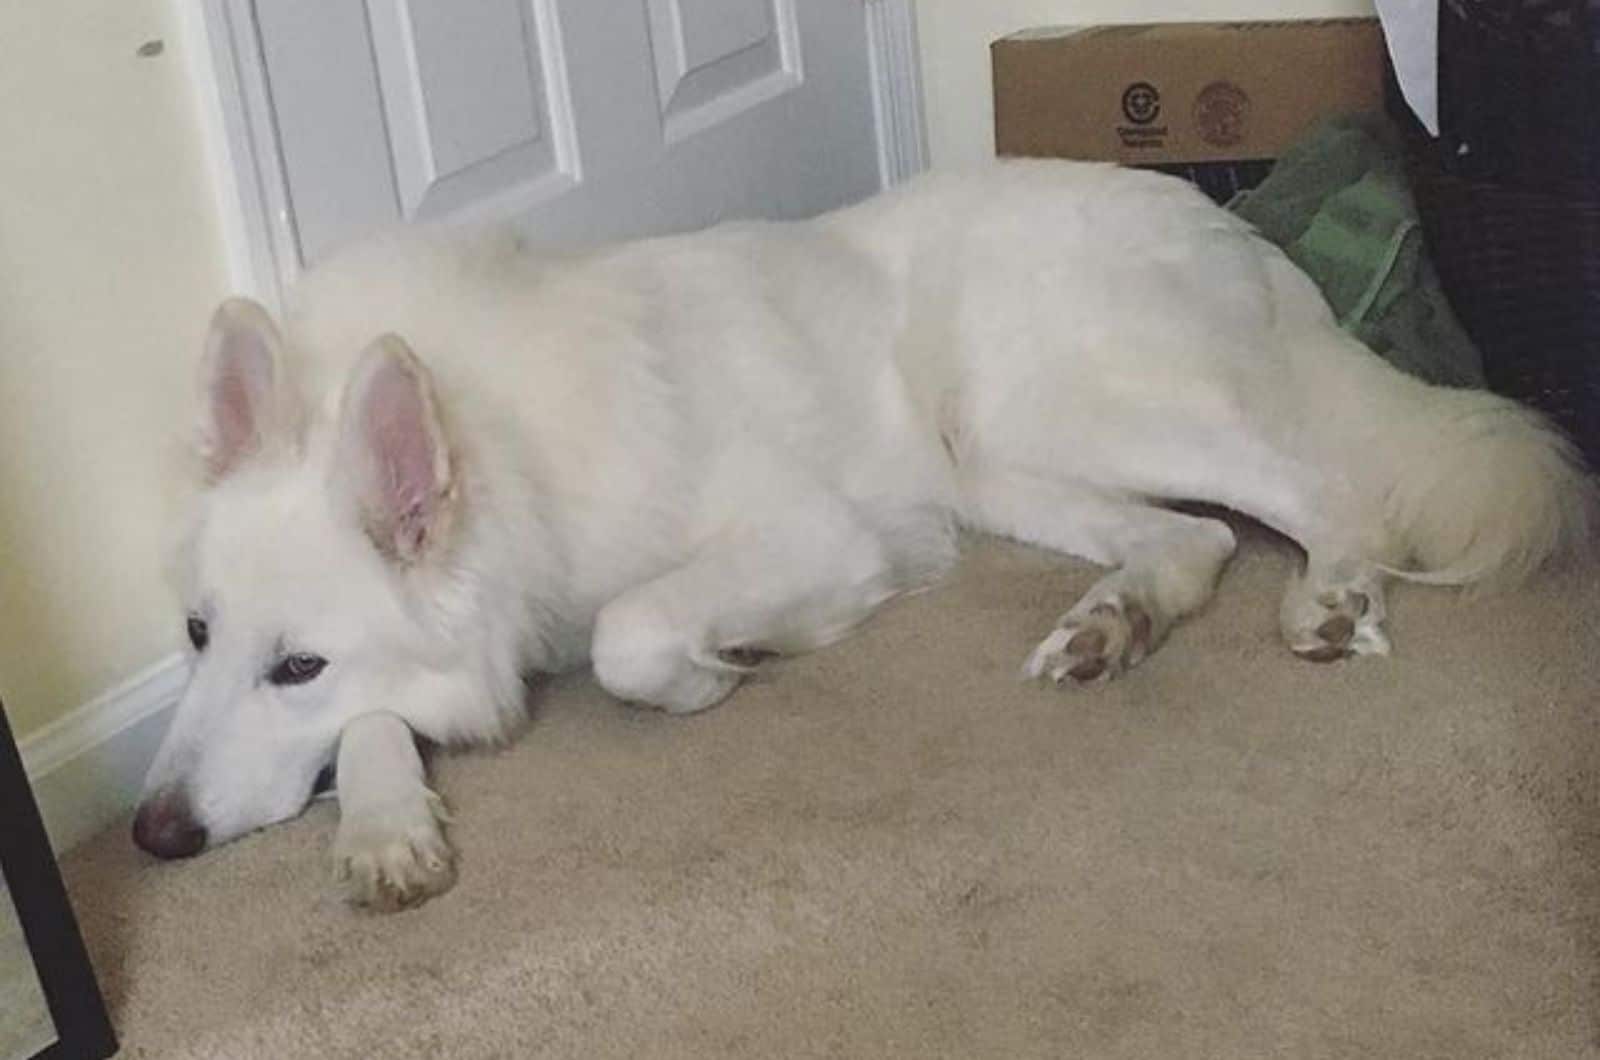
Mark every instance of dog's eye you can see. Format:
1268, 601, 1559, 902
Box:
268, 653, 327, 686
186, 615, 209, 652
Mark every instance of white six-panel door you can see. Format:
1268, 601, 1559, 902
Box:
208, 0, 922, 295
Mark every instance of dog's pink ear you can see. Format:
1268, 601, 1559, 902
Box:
199, 298, 293, 480
338, 334, 455, 563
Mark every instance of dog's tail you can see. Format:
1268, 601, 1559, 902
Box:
1379, 384, 1597, 589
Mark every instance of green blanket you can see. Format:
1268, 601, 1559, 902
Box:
1228, 114, 1484, 388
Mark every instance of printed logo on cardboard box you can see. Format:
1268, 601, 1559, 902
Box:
1194, 81, 1250, 147
1118, 81, 1168, 149
1121, 82, 1161, 124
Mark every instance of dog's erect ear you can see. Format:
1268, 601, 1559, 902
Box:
199, 298, 295, 480
337, 334, 455, 563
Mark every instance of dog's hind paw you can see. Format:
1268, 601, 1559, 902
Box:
333, 789, 456, 912
1285, 584, 1390, 664
1023, 595, 1160, 686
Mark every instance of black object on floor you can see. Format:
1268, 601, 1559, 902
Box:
1390, 2, 1600, 469
0, 699, 117, 1060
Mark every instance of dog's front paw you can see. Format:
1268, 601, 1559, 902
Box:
333, 789, 455, 912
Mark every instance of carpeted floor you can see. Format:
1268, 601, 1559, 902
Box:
62, 528, 1600, 1059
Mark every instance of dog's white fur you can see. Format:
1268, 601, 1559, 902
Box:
138, 161, 1594, 907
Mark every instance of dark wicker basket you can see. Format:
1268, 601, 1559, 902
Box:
1435, 0, 1600, 193
1391, 0, 1600, 467
1405, 158, 1600, 461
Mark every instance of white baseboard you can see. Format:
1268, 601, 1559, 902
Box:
18, 654, 185, 853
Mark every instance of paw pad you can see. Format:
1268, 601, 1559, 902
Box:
1292, 588, 1387, 663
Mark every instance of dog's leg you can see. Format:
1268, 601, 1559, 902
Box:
590, 509, 900, 714
1280, 552, 1392, 662
332, 712, 455, 911
968, 467, 1237, 684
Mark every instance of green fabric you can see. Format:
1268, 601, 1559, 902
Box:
1228, 114, 1485, 388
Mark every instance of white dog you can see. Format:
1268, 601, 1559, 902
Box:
133, 161, 1594, 909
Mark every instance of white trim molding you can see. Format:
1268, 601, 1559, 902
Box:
20, 655, 185, 853
865, 0, 929, 187
180, 0, 292, 312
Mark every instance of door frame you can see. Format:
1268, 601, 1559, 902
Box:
177, 0, 928, 312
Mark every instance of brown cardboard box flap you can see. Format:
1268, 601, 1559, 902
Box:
993, 19, 1386, 166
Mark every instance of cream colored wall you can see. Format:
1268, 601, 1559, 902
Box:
0, 1, 228, 738
916, 0, 1378, 171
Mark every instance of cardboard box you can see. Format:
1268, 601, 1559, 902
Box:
993, 19, 1386, 201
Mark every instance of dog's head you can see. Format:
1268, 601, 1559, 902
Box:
133, 299, 458, 858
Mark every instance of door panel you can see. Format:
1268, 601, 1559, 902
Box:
365, 0, 568, 220
242, 0, 884, 273
252, 0, 400, 265
676, 0, 771, 69
646, 0, 800, 144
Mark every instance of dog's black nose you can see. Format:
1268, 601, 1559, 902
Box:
132, 788, 207, 859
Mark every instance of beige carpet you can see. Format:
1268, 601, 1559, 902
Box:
63, 528, 1600, 1059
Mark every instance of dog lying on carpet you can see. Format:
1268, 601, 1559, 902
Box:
131, 160, 1595, 910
